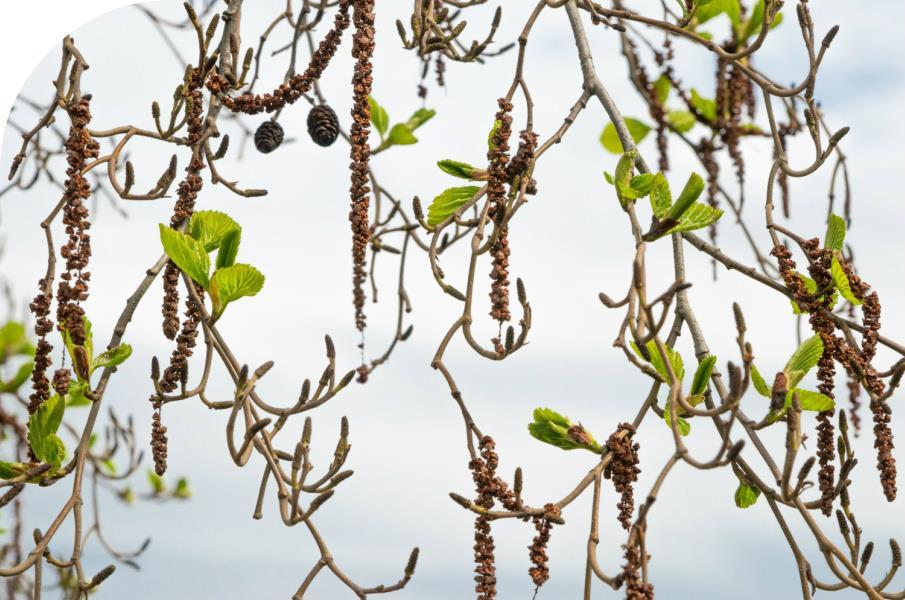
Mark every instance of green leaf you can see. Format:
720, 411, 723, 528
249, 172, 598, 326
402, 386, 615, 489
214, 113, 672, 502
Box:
189, 210, 240, 252
691, 355, 717, 395
437, 159, 480, 180
735, 480, 760, 508
650, 173, 672, 218
28, 394, 65, 463
667, 110, 696, 133
663, 409, 691, 436
528, 407, 601, 453
405, 108, 436, 131
784, 335, 823, 386
665, 173, 706, 222
604, 171, 615, 185
61, 316, 93, 380
600, 118, 652, 154
159, 224, 210, 289
0, 321, 35, 361
1, 360, 33, 393
667, 203, 724, 234
387, 124, 417, 146
786, 389, 834, 412
824, 214, 846, 252
426, 186, 481, 227
173, 477, 192, 499
690, 89, 717, 121
209, 264, 265, 319
653, 75, 671, 104
614, 151, 638, 206
147, 469, 166, 495
42, 434, 67, 469
697, 0, 741, 26
488, 120, 502, 149
91, 344, 132, 373
65, 381, 91, 407
216, 228, 241, 270
629, 174, 657, 198
750, 364, 770, 397
830, 255, 862, 306
631, 340, 685, 382
0, 461, 28, 480
368, 96, 389, 137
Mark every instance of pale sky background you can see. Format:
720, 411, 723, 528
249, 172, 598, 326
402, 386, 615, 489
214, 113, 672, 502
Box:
1, 1, 905, 598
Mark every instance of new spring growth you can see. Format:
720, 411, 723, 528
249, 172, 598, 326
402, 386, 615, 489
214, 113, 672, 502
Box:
528, 408, 602, 453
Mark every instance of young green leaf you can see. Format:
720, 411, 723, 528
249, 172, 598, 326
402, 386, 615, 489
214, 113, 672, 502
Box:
786, 389, 834, 412
690, 89, 717, 121
189, 210, 240, 252
426, 186, 481, 227
65, 381, 91, 407
830, 255, 862, 306
691, 355, 717, 395
824, 213, 846, 253
650, 173, 672, 218
653, 74, 671, 104
631, 340, 685, 382
0, 321, 35, 361
1, 360, 33, 393
665, 173, 706, 222
92, 343, 132, 373
667, 110, 696, 133
600, 118, 652, 154
147, 469, 167, 495
663, 409, 691, 436
209, 264, 265, 319
173, 477, 192, 499
734, 479, 760, 508
697, 0, 741, 26
784, 335, 823, 386
387, 123, 418, 146
0, 461, 28, 480
528, 407, 601, 453
629, 174, 657, 197
216, 228, 241, 270
368, 96, 389, 137
437, 159, 480, 180
159, 225, 211, 289
750, 364, 771, 397
28, 393, 65, 463
405, 107, 436, 131
41, 434, 67, 469
667, 203, 723, 235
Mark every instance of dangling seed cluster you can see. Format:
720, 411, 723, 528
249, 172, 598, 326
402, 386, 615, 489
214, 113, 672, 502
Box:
620, 537, 655, 600
604, 423, 641, 530
528, 503, 558, 588
254, 120, 285, 153
307, 104, 340, 147
150, 404, 168, 476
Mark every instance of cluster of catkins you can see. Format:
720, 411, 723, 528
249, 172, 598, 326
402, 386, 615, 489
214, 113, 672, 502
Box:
773, 240, 896, 505
29, 96, 98, 416
468, 436, 555, 598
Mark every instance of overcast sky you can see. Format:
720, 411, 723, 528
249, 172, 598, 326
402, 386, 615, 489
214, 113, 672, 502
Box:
2, 1, 905, 598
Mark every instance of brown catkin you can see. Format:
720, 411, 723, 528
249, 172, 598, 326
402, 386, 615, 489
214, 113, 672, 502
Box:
207, 1, 352, 115
348, 0, 375, 333
604, 423, 641, 530
150, 404, 168, 476
528, 504, 558, 588
620, 536, 655, 600
487, 99, 513, 324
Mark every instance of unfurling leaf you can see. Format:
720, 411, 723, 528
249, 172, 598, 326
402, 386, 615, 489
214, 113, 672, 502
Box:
830, 255, 862, 306
368, 96, 389, 137
786, 389, 834, 412
437, 159, 481, 180
663, 409, 691, 436
159, 225, 211, 289
189, 210, 241, 252
691, 355, 717, 395
631, 340, 685, 382
600, 118, 651, 154
667, 110, 696, 133
387, 123, 418, 146
824, 213, 846, 253
653, 75, 671, 104
690, 89, 717, 121
735, 479, 761, 508
209, 264, 265, 319
28, 393, 65, 466
92, 344, 132, 373
528, 407, 602, 453
784, 335, 823, 387
216, 228, 241, 270
426, 186, 481, 227
750, 364, 771, 397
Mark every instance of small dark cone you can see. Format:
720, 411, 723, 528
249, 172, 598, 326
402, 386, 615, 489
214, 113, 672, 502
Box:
254, 120, 284, 154
307, 104, 339, 147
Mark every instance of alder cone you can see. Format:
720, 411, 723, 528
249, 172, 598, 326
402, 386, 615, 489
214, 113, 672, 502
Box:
254, 120, 284, 154
307, 104, 340, 147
